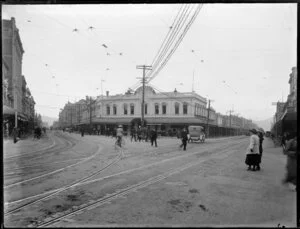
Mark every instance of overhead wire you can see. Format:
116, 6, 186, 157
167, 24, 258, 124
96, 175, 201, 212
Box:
145, 4, 187, 76
128, 4, 190, 92
148, 4, 203, 83
145, 4, 192, 79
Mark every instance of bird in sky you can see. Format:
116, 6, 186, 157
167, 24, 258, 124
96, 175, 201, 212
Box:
102, 44, 108, 48
169, 26, 173, 29
201, 60, 204, 62
119, 53, 123, 56
73, 28, 78, 32
106, 68, 110, 71
27, 20, 31, 22
191, 50, 194, 53
88, 26, 95, 30
107, 53, 110, 56
52, 76, 55, 78
45, 64, 48, 67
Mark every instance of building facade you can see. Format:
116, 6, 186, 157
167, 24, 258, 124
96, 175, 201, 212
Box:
2, 17, 36, 135
59, 86, 255, 137
271, 67, 297, 136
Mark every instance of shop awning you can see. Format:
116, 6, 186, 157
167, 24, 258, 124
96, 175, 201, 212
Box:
282, 112, 297, 121
145, 117, 207, 124
17, 113, 28, 121
3, 105, 16, 115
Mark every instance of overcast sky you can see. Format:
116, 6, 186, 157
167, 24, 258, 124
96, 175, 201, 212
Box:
2, 3, 297, 121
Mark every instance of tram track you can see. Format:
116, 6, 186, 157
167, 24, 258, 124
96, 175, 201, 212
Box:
4, 153, 122, 216
4, 138, 247, 223
4, 132, 75, 162
4, 137, 246, 204
33, 141, 246, 228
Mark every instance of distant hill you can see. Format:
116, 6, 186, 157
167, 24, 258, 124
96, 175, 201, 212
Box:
253, 117, 273, 132
42, 115, 58, 127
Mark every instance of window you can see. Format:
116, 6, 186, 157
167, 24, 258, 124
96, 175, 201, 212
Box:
113, 105, 117, 115
106, 105, 110, 115
145, 104, 148, 115
130, 104, 134, 115
175, 103, 179, 115
155, 103, 159, 115
162, 103, 167, 115
124, 104, 128, 115
183, 103, 188, 115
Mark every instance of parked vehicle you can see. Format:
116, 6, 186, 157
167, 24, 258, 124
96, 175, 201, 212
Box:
188, 125, 205, 143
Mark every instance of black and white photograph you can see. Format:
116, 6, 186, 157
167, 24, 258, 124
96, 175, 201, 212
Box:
2, 2, 297, 227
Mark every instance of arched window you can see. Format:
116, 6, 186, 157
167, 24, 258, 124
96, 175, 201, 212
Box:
106, 104, 110, 115
124, 104, 128, 115
162, 103, 167, 115
113, 104, 117, 115
175, 102, 179, 115
130, 103, 134, 115
155, 103, 159, 115
183, 103, 188, 115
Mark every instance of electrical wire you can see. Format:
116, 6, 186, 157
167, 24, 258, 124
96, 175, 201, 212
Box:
148, 4, 203, 83
146, 4, 192, 78
145, 4, 187, 76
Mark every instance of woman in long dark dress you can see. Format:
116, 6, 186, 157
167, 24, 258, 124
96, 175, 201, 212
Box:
245, 129, 260, 171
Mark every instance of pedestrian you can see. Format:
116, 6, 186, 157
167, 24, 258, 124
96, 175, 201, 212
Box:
81, 127, 85, 137
12, 127, 19, 144
256, 130, 264, 171
180, 128, 188, 151
137, 127, 142, 142
131, 128, 137, 142
281, 131, 290, 147
150, 128, 158, 147
245, 129, 260, 171
282, 133, 297, 190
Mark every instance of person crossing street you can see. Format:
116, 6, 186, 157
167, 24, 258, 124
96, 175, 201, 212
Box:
180, 128, 188, 151
150, 128, 158, 147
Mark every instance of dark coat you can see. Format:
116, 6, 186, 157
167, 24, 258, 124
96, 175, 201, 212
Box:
181, 130, 188, 141
150, 130, 157, 139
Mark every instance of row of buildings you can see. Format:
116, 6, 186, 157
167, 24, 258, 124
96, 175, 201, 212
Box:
271, 67, 297, 137
2, 17, 36, 136
57, 85, 258, 137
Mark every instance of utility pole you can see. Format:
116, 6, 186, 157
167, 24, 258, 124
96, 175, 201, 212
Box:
136, 65, 152, 127
85, 96, 96, 132
206, 99, 214, 137
227, 109, 234, 136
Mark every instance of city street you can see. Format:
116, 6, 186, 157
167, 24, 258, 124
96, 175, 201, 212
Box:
4, 131, 296, 227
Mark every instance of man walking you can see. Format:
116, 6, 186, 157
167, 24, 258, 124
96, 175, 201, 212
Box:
150, 128, 158, 147
180, 128, 188, 151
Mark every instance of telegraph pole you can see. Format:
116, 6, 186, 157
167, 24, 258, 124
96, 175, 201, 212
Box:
227, 109, 234, 136
136, 65, 152, 127
206, 99, 214, 137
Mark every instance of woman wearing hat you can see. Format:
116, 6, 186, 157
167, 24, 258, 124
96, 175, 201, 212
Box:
245, 128, 260, 171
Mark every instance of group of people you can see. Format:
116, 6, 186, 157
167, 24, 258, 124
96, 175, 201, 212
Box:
245, 128, 297, 190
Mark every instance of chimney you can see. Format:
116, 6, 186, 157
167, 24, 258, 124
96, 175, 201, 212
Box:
106, 91, 109, 97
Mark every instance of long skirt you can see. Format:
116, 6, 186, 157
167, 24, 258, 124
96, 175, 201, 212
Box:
245, 154, 260, 166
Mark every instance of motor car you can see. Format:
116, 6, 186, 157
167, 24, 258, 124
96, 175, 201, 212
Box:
188, 125, 205, 143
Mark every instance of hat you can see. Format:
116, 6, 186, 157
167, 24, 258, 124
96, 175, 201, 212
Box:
249, 129, 257, 134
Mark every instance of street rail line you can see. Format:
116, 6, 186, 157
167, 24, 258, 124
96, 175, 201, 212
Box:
4, 144, 103, 189
5, 138, 247, 206
4, 153, 122, 216
35, 144, 242, 228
